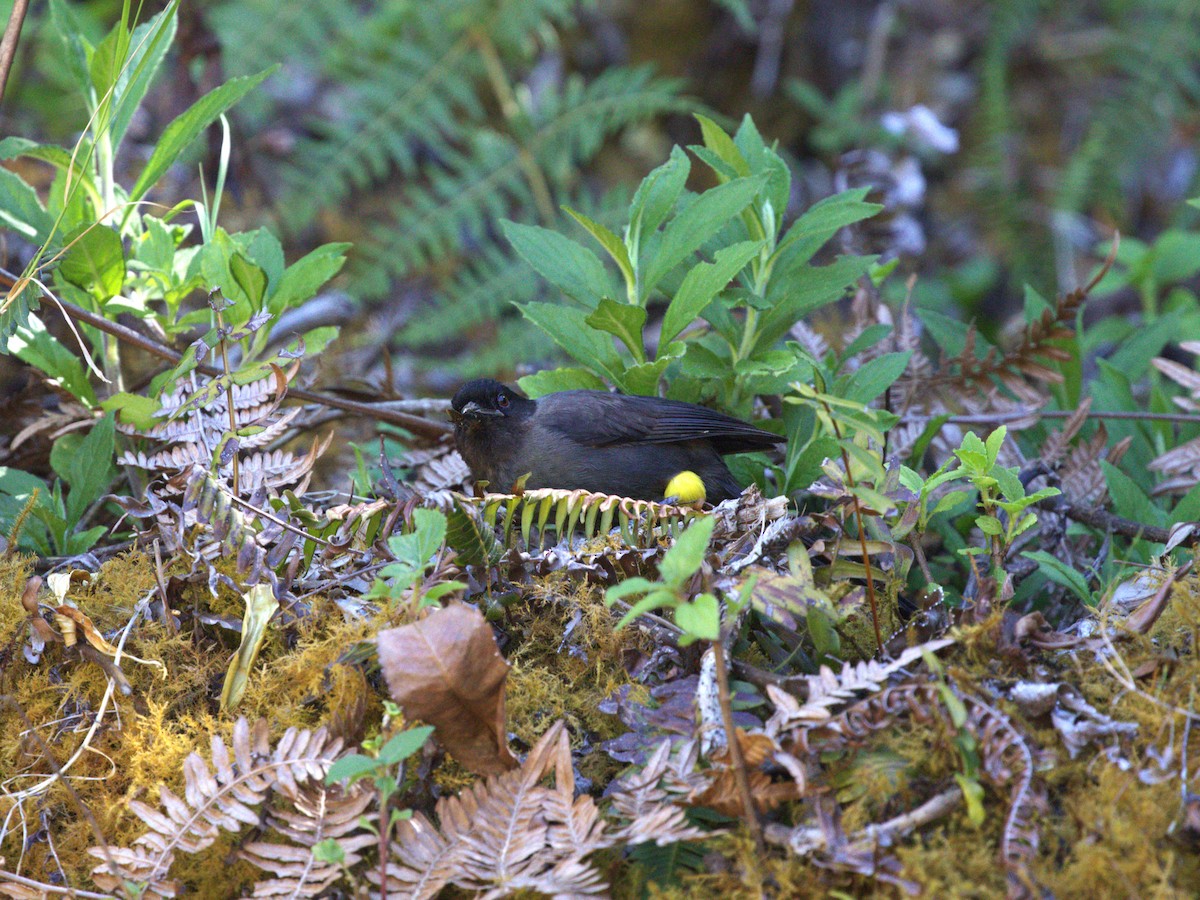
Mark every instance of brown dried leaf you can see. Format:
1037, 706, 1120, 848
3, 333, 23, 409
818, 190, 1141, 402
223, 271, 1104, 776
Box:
377, 602, 516, 775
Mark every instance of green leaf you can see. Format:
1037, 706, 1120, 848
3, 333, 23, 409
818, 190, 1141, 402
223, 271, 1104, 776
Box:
840, 351, 912, 404
517, 368, 606, 398
1022, 550, 1093, 604
131, 67, 275, 201
230, 253, 267, 310
47, 0, 92, 95
388, 508, 448, 572
641, 176, 766, 301
976, 515, 1002, 536
675, 593, 720, 644
265, 242, 349, 315
377, 725, 435, 766
772, 188, 880, 266
502, 220, 613, 309
51, 415, 116, 523
58, 224, 126, 301
628, 146, 691, 241
563, 207, 634, 296
7, 314, 97, 406
840, 323, 893, 361
518, 302, 623, 384
0, 165, 54, 242
754, 255, 872, 353
614, 589, 679, 630
917, 308, 974, 359
106, 6, 179, 151
1102, 461, 1166, 532
326, 753, 383, 784
622, 358, 674, 397
100, 392, 162, 429
660, 240, 763, 346
984, 427, 1007, 468
695, 115, 750, 178
605, 577, 657, 604
659, 516, 715, 587
410, 508, 448, 562
585, 298, 647, 360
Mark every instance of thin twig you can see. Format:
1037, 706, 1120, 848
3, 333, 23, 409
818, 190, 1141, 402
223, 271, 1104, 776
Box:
0, 271, 453, 439
711, 640, 764, 855
0, 0, 29, 103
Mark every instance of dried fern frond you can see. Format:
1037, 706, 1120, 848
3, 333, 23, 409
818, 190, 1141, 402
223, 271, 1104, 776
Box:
1149, 346, 1200, 494
370, 720, 705, 899
239, 781, 375, 898
89, 718, 346, 899
765, 638, 954, 729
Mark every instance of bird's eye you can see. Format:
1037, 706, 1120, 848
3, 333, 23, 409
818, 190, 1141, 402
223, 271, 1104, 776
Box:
496, 393, 510, 409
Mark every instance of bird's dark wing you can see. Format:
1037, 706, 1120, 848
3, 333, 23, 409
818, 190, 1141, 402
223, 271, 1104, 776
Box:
537, 391, 779, 454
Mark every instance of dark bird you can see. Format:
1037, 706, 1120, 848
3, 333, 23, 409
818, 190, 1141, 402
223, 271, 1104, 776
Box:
449, 379, 781, 503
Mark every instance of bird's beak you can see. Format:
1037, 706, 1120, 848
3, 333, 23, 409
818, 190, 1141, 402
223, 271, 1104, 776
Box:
461, 401, 502, 418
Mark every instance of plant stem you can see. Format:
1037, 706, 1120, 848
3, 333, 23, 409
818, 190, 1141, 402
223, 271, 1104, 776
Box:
711, 639, 764, 855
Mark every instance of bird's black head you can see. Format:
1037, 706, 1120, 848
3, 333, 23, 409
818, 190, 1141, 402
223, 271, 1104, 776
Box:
449, 379, 531, 425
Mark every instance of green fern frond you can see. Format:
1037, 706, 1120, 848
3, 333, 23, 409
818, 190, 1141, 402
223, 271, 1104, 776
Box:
358, 66, 688, 291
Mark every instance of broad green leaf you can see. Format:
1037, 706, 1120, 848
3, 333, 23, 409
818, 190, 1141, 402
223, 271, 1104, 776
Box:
58, 224, 126, 300
660, 240, 762, 346
47, 0, 93, 95
840, 323, 893, 361
7, 314, 97, 405
641, 175, 766, 301
1022, 551, 1093, 604
753, 255, 873, 353
628, 146, 690, 242
502, 220, 613, 309
377, 726, 436, 766
326, 754, 385, 783
659, 515, 715, 587
679, 342, 729, 379
517, 368, 606, 398
675, 593, 721, 644
132, 67, 275, 201
410, 508, 448, 563
563, 207, 634, 296
230, 253, 267, 309
1102, 461, 1166, 532
976, 515, 1002, 536
1151, 230, 1200, 283
0, 166, 54, 242
734, 349, 796, 376
772, 188, 880, 267
244, 227, 286, 290
734, 115, 790, 224
100, 392, 163, 429
622, 358, 674, 397
916, 308, 974, 359
52, 415, 116, 523
585, 298, 647, 360
840, 351, 912, 404
519, 302, 623, 383
615, 588, 680, 630
267, 242, 349, 315
605, 577, 657, 603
